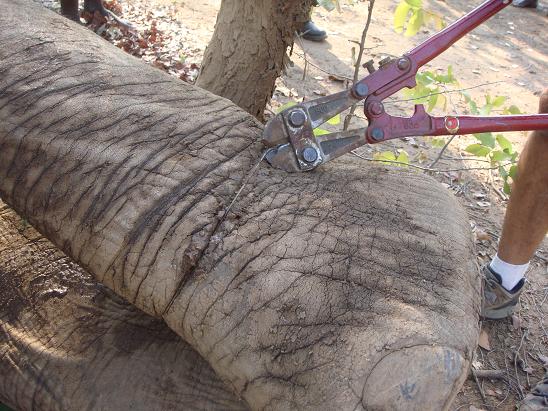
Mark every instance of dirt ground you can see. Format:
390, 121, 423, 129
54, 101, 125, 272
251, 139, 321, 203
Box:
29, 0, 548, 409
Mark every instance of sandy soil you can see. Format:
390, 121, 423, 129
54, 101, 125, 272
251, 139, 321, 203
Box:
31, 0, 548, 409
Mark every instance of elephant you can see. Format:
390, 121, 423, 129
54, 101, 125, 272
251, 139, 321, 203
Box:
0, 0, 480, 409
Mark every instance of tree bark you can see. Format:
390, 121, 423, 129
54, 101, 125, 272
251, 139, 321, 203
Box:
196, 0, 314, 120
0, 1, 480, 410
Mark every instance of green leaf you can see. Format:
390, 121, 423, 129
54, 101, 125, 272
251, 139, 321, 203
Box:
504, 105, 521, 115
462, 92, 479, 115
396, 150, 409, 166
277, 101, 297, 113
496, 134, 512, 153
313, 128, 330, 136
406, 0, 423, 8
498, 165, 508, 178
437, 93, 447, 111
327, 113, 341, 125
479, 103, 493, 116
373, 151, 397, 164
465, 144, 491, 157
492, 96, 507, 107
508, 164, 518, 178
490, 150, 512, 162
431, 137, 446, 148
427, 93, 438, 111
473, 132, 495, 148
394, 2, 411, 33
405, 9, 424, 37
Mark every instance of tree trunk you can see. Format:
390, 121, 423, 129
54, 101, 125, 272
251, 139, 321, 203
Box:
0, 1, 480, 410
196, 0, 314, 119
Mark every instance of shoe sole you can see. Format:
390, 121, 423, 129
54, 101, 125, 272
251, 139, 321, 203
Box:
302, 34, 327, 42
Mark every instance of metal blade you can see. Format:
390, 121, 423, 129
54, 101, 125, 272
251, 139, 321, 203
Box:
264, 144, 301, 173
262, 115, 289, 147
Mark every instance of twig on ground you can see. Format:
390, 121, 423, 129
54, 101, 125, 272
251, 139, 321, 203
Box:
470, 369, 506, 380
351, 151, 516, 173
343, 0, 375, 131
492, 186, 508, 201
429, 134, 456, 168
292, 50, 352, 81
293, 32, 309, 81
385, 80, 507, 105
514, 329, 528, 399
471, 368, 488, 405
440, 156, 494, 163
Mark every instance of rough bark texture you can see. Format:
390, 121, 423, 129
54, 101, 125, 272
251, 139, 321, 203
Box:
196, 0, 314, 119
0, 1, 480, 410
0, 202, 246, 411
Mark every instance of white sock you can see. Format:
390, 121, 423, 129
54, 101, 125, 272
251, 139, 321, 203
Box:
489, 254, 529, 291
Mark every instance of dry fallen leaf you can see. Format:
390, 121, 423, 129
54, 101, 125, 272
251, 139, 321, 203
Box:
475, 230, 490, 241
328, 74, 346, 82
485, 388, 498, 397
478, 329, 491, 351
511, 314, 522, 330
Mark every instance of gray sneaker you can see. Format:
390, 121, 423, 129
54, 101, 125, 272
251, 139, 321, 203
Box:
520, 371, 548, 411
481, 264, 525, 320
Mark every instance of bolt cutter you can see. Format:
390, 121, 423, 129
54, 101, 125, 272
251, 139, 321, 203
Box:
262, 0, 548, 172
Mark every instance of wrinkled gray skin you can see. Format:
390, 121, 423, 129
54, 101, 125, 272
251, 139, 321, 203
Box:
0, 202, 246, 410
0, 1, 481, 410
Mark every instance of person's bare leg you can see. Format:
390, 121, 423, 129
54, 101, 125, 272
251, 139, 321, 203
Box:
498, 89, 548, 265
482, 90, 548, 320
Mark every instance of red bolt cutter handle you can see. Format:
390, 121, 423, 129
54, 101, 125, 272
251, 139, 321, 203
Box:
365, 104, 548, 143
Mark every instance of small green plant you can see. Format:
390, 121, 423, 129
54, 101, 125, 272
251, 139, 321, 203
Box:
392, 2, 521, 193
401, 66, 457, 111
373, 149, 409, 166
394, 0, 445, 37
461, 93, 521, 193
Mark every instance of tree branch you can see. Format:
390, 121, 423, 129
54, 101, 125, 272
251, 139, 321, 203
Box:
343, 0, 375, 131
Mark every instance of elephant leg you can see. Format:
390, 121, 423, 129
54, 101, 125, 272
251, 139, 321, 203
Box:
0, 1, 480, 409
0, 201, 246, 411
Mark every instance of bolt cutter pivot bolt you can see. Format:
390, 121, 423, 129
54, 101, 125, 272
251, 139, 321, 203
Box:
288, 109, 307, 127
368, 101, 385, 116
302, 146, 318, 163
397, 57, 410, 71
354, 83, 369, 98
371, 128, 385, 141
